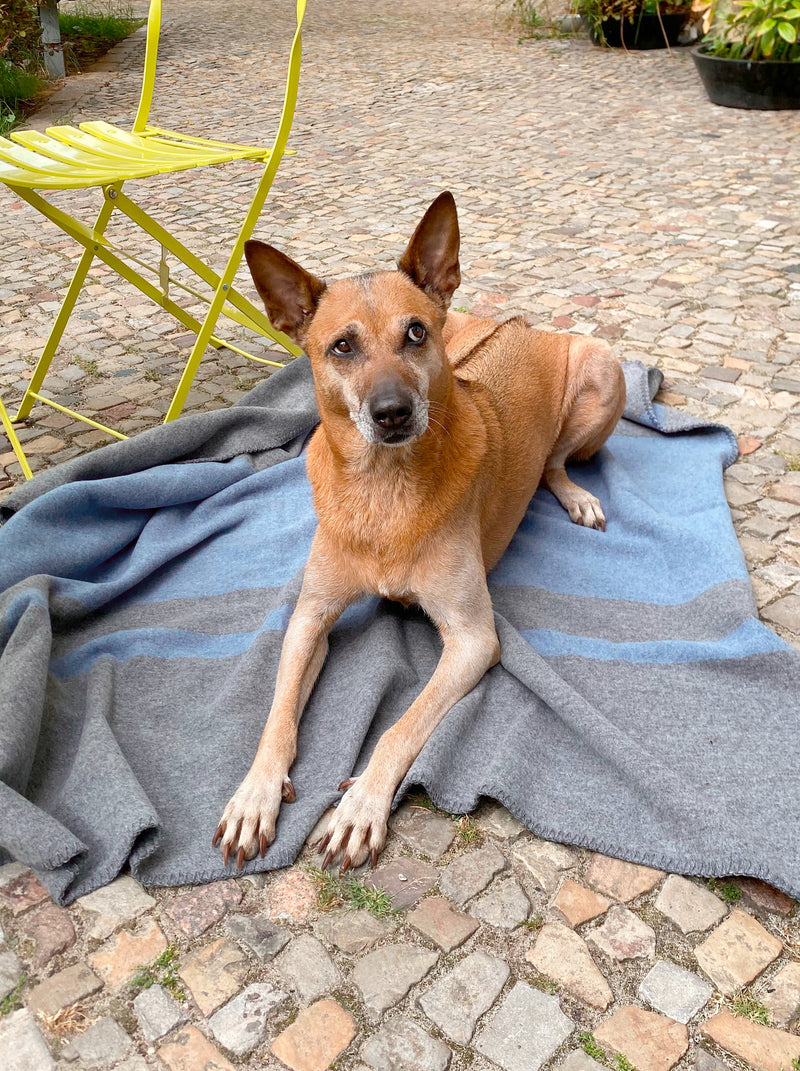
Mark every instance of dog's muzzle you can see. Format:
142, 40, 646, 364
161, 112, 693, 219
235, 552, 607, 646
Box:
364, 386, 426, 445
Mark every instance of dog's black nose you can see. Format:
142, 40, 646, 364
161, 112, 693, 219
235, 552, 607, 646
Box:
370, 391, 413, 431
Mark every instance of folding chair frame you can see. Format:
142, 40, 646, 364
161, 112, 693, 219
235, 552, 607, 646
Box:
6, 0, 307, 443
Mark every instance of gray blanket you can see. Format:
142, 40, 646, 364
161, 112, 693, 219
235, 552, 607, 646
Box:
1, 359, 798, 903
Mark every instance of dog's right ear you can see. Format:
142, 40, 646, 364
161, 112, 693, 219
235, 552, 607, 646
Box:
244, 240, 326, 343
398, 191, 461, 310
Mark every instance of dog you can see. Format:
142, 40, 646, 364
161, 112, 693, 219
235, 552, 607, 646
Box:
213, 192, 626, 870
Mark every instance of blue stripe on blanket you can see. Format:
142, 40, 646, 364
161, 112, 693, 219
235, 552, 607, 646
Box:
491, 431, 747, 603
522, 617, 787, 663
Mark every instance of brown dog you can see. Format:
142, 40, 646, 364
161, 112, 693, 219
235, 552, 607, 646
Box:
213, 192, 625, 870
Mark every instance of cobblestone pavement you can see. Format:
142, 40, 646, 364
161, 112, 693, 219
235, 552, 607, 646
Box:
1, 0, 800, 1068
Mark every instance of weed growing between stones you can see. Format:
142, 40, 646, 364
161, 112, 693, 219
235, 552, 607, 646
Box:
787, 455, 800, 471
143, 369, 162, 382
75, 356, 102, 379
577, 1031, 607, 1061
307, 866, 398, 919
706, 877, 743, 903
521, 914, 544, 931
455, 817, 482, 846
0, 974, 25, 1016
724, 988, 771, 1024
129, 943, 185, 1000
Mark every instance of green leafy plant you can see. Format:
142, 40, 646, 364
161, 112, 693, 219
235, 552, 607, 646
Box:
0, 59, 39, 135
0, 0, 42, 69
574, 0, 693, 43
704, 0, 800, 60
130, 944, 185, 1000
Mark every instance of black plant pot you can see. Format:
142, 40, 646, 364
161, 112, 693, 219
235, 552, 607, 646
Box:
692, 46, 800, 110
591, 13, 687, 49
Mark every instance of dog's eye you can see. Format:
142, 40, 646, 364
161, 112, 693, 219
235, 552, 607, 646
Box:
407, 323, 426, 345
332, 338, 352, 356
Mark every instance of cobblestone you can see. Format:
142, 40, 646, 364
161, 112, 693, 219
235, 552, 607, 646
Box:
208, 981, 289, 1055
528, 922, 613, 1010
638, 959, 713, 1024
417, 949, 509, 1044
438, 843, 506, 905
654, 874, 728, 934
133, 983, 187, 1041
0, 1008, 54, 1071
276, 933, 341, 1003
407, 894, 479, 950
360, 1019, 451, 1071
60, 1015, 132, 1065
694, 908, 783, 994
473, 981, 574, 1071
352, 943, 438, 1017
587, 903, 657, 962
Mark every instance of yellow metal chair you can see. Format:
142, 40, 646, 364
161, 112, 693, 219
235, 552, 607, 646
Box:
0, 0, 306, 449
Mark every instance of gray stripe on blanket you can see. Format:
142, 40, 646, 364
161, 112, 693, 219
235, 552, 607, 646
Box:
50, 578, 756, 655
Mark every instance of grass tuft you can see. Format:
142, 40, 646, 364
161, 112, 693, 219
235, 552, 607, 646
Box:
455, 816, 482, 846
521, 914, 544, 931
0, 975, 25, 1016
725, 990, 771, 1025
307, 866, 397, 919
75, 356, 102, 378
706, 877, 742, 903
59, 2, 145, 72
130, 944, 184, 1000
143, 368, 162, 382
577, 1032, 607, 1062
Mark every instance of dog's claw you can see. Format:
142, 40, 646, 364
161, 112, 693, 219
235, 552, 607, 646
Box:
371, 847, 378, 867
236, 846, 246, 870
212, 824, 224, 849
341, 855, 352, 874
318, 831, 332, 855
338, 777, 356, 791
222, 842, 231, 867
260, 833, 268, 857
321, 849, 334, 871
282, 778, 296, 803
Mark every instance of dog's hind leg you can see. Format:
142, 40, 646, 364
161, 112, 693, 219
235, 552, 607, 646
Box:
543, 337, 626, 531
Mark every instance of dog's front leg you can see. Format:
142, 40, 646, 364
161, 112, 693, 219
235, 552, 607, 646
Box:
319, 559, 499, 870
214, 545, 355, 869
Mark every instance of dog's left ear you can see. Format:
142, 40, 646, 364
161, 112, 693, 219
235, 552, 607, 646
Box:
398, 191, 461, 310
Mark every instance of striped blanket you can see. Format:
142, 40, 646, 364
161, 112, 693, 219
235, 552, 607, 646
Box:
1, 358, 798, 903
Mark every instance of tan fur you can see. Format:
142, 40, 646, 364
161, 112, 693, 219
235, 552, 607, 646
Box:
213, 194, 626, 871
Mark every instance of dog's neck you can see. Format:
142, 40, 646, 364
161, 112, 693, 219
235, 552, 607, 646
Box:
307, 367, 485, 552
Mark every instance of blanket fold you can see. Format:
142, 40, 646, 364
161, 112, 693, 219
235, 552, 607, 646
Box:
1, 358, 798, 903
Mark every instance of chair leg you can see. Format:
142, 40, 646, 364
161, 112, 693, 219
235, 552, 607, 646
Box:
0, 397, 33, 479
14, 192, 117, 422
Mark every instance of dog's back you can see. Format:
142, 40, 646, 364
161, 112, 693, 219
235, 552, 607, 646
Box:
443, 311, 573, 570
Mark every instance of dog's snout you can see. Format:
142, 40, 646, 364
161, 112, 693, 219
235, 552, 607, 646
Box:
369, 390, 414, 431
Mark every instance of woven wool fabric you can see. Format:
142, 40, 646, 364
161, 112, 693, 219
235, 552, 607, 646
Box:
1, 356, 797, 903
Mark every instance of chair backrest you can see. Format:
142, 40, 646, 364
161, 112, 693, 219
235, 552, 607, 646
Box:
130, 0, 306, 139
132, 0, 162, 134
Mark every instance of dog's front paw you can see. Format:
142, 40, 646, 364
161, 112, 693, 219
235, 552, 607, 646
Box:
213, 771, 295, 869
566, 490, 606, 531
317, 776, 390, 872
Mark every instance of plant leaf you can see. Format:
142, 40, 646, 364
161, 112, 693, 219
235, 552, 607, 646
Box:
778, 19, 797, 39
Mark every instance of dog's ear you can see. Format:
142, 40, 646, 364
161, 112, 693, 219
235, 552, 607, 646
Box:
244, 240, 326, 343
398, 192, 461, 309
